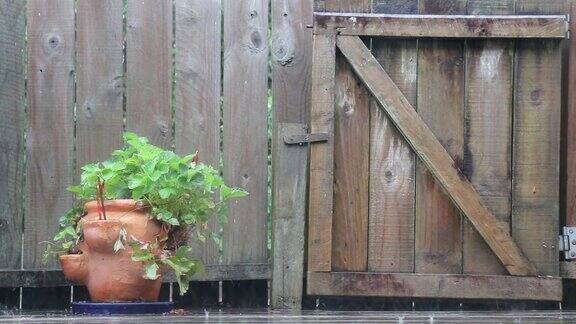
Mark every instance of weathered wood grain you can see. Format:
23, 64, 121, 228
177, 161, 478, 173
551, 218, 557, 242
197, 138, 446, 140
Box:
515, 0, 566, 15
271, 124, 308, 309
126, 0, 172, 148
561, 261, 576, 279
373, 0, 418, 14
326, 0, 370, 273
222, 0, 269, 264
0, 264, 271, 287
567, 1, 576, 227
463, 1, 514, 275
76, 0, 124, 181
25, 0, 75, 269
0, 0, 25, 269
468, 0, 515, 14
368, 0, 417, 273
307, 272, 562, 301
313, 13, 568, 38
513, 0, 563, 277
415, 0, 466, 275
321, 0, 370, 12
270, 0, 313, 309
174, 0, 221, 265
337, 36, 537, 276
331, 55, 370, 272
307, 32, 336, 272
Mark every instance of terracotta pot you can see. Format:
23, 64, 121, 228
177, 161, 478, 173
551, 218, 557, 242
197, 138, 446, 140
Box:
59, 199, 164, 302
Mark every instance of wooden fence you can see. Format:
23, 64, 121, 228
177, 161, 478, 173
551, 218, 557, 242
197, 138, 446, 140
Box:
0, 0, 313, 307
2, 0, 576, 311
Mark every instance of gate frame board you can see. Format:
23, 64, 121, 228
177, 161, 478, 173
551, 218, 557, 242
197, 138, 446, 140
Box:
307, 13, 568, 301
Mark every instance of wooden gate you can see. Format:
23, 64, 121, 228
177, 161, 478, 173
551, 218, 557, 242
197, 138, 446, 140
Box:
307, 11, 568, 301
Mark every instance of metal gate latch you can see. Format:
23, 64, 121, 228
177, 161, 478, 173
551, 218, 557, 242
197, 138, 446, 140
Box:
559, 227, 576, 260
283, 132, 329, 146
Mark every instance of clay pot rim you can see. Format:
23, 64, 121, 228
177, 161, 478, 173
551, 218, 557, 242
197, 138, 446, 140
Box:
83, 218, 123, 227
84, 199, 148, 213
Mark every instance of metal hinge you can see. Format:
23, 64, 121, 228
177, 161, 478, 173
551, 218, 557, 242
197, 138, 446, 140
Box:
283, 132, 329, 145
559, 227, 576, 260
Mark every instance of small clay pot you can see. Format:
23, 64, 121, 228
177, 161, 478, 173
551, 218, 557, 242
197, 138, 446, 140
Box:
59, 199, 164, 302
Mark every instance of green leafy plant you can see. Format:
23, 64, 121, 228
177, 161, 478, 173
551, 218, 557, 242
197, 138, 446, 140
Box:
45, 132, 247, 294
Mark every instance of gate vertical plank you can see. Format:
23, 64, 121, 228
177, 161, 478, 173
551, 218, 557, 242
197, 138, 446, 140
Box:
126, 0, 172, 148
415, 0, 467, 274
76, 0, 124, 181
368, 0, 417, 273
513, 0, 564, 276
175, 0, 221, 265
307, 32, 336, 272
25, 0, 75, 269
0, 0, 25, 269
462, 0, 514, 275
223, 0, 269, 264
326, 0, 370, 272
271, 0, 312, 308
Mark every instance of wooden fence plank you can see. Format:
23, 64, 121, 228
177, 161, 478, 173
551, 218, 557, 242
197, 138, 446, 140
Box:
313, 13, 568, 38
174, 0, 221, 265
222, 0, 269, 264
307, 272, 562, 301
271, 0, 313, 309
307, 32, 336, 272
326, 0, 370, 273
513, 0, 563, 277
337, 35, 537, 276
567, 0, 576, 228
468, 0, 515, 14
368, 0, 417, 273
25, 0, 75, 269
462, 0, 513, 275
271, 124, 308, 309
76, 0, 124, 181
515, 0, 566, 14
0, 0, 25, 270
126, 0, 172, 148
415, 0, 466, 275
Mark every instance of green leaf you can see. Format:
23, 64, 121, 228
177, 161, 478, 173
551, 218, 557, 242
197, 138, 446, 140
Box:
220, 186, 248, 201
142, 158, 158, 176
166, 217, 180, 226
143, 262, 160, 280
127, 174, 146, 189
181, 213, 195, 224
54, 226, 78, 242
81, 163, 100, 173
158, 187, 175, 199
101, 168, 116, 181
131, 248, 155, 262
103, 160, 126, 171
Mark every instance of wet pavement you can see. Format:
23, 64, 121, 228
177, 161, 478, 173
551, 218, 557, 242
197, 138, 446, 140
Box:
2, 310, 576, 323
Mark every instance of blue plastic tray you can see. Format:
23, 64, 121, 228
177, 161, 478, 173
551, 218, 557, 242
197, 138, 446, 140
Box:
71, 301, 173, 315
